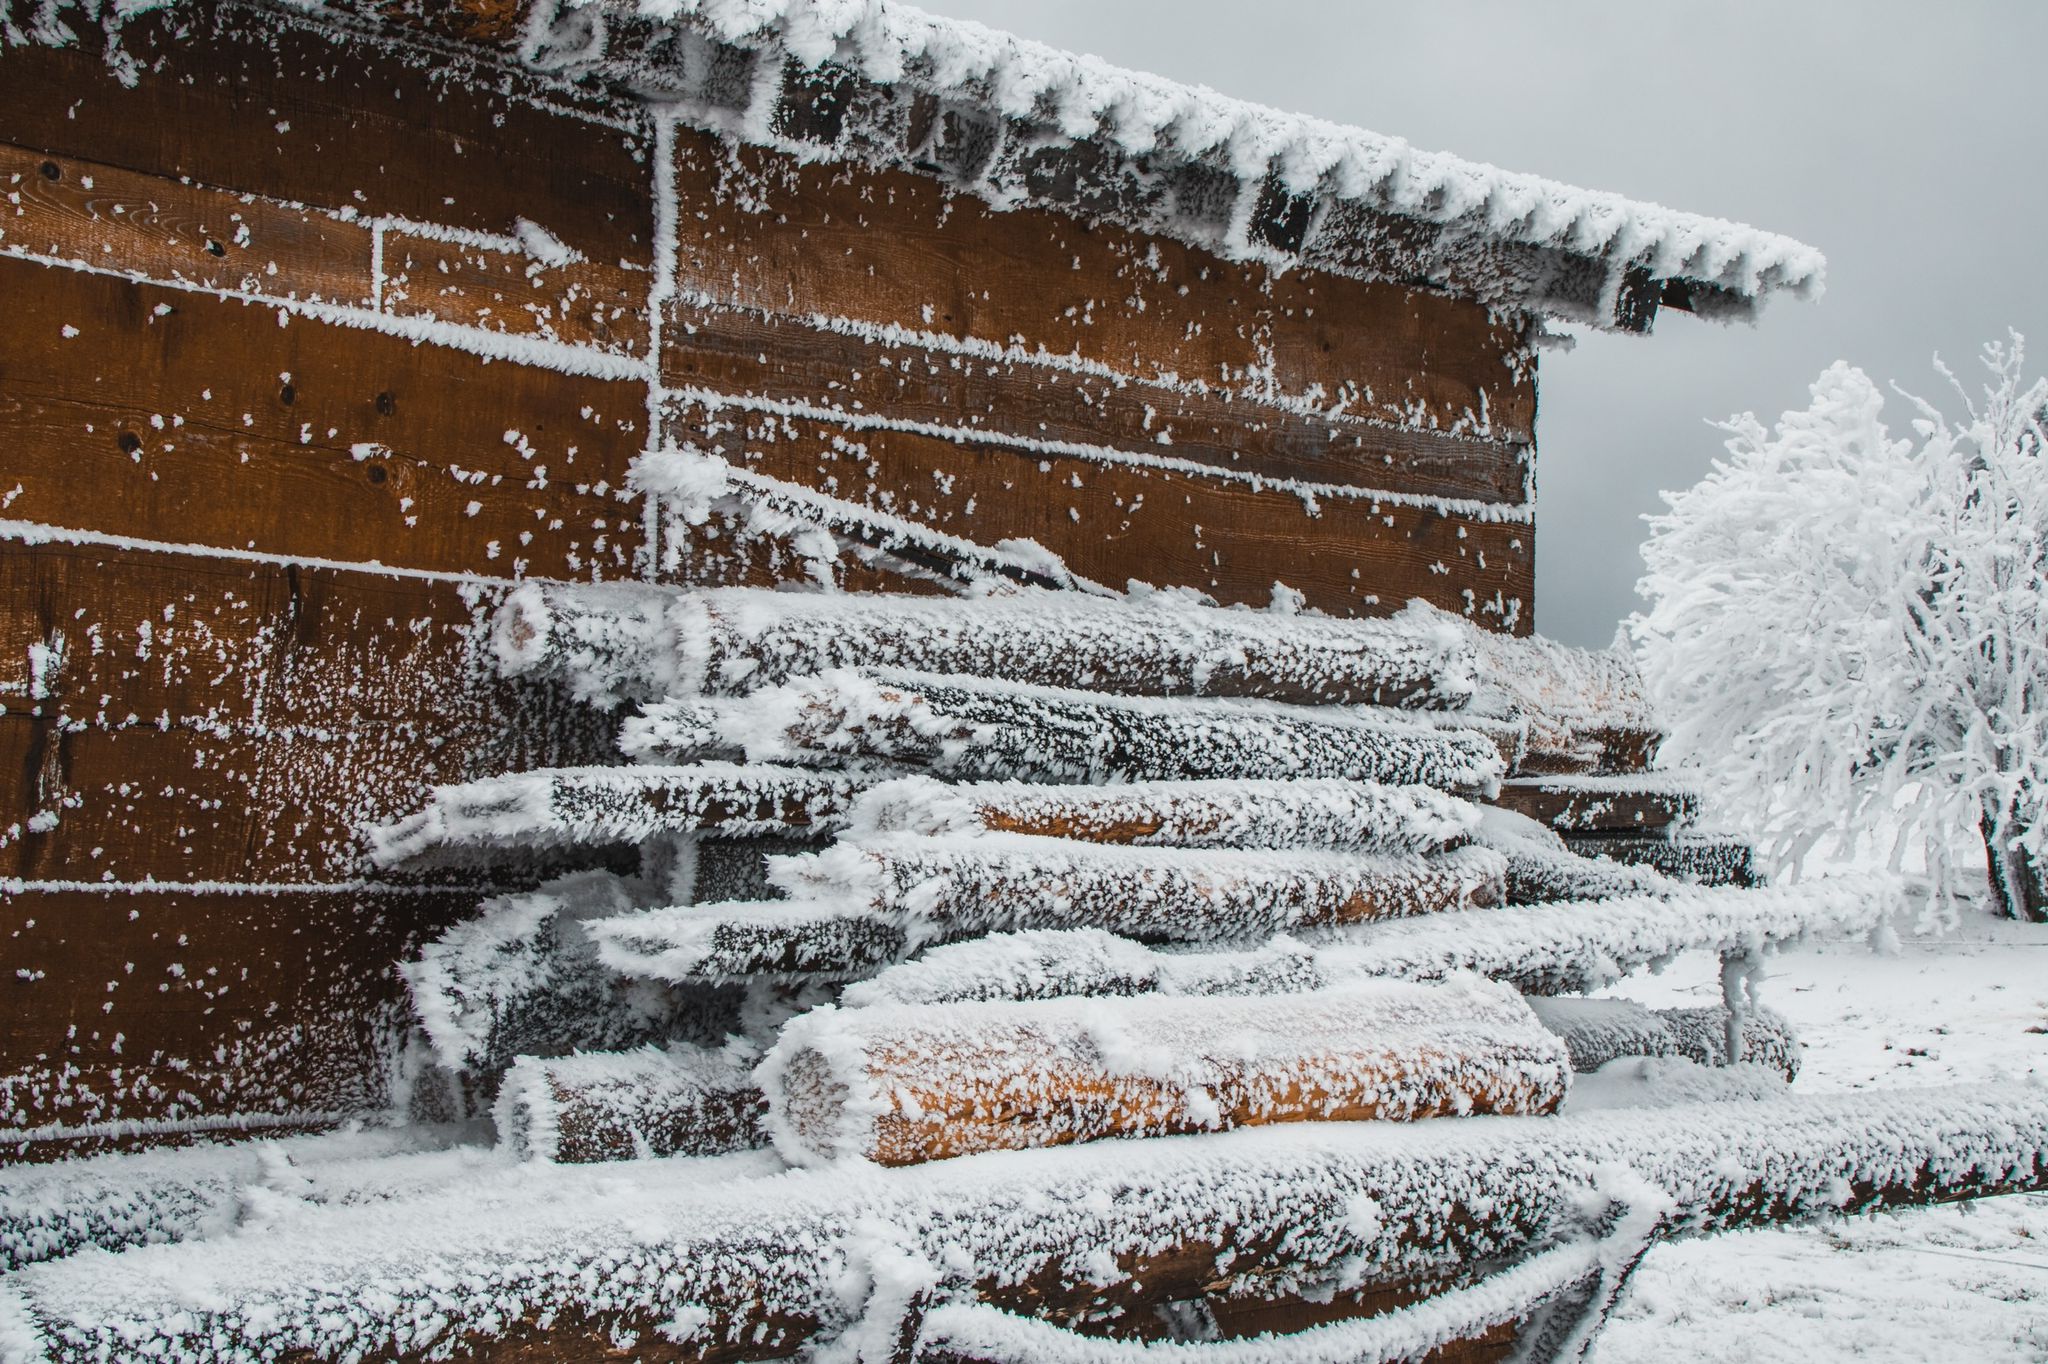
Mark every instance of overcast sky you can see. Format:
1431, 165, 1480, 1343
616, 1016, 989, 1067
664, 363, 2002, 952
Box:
914, 0, 2048, 645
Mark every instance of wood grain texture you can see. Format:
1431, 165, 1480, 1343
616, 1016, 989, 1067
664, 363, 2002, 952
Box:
661, 301, 1531, 507
0, 1, 653, 262
0, 884, 480, 1146
672, 134, 1535, 441
0, 257, 646, 579
665, 394, 1533, 621
0, 539, 618, 883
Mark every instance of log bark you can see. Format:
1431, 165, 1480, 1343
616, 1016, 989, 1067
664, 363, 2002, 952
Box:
495, 1045, 768, 1163
589, 900, 910, 982
848, 776, 1480, 854
1491, 777, 1697, 835
761, 979, 1569, 1166
498, 586, 1655, 774
24, 1086, 2048, 1362
1524, 998, 1799, 1080
778, 838, 1506, 943
621, 670, 1509, 793
369, 763, 870, 867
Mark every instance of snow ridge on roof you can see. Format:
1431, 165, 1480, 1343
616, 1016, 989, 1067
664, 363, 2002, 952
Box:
532, 0, 1825, 325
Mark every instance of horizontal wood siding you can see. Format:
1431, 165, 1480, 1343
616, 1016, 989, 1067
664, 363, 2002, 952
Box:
0, 886, 481, 1151
658, 127, 1538, 620
0, 7, 665, 1147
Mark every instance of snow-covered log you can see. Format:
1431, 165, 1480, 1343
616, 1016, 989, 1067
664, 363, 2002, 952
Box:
776, 837, 1507, 944
8, 1087, 2044, 1363
0, 1128, 450, 1273
495, 587, 1657, 774
589, 901, 910, 983
495, 1045, 767, 1163
1467, 625, 1658, 775
1524, 999, 1799, 1080
842, 871, 1896, 1007
621, 669, 1509, 793
493, 583, 1475, 708
1317, 873, 1905, 995
1565, 833, 1758, 888
367, 763, 870, 866
845, 776, 1481, 854
760, 977, 1570, 1166
1470, 806, 1675, 903
1493, 774, 1698, 834
400, 871, 688, 1074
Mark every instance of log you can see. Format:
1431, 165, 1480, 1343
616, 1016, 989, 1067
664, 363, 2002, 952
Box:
759, 978, 1570, 1166
1316, 872, 1904, 996
589, 900, 910, 983
845, 874, 1898, 1007
1523, 998, 1799, 1080
400, 871, 722, 1075
1565, 833, 1758, 888
495, 582, 1474, 707
1470, 806, 1674, 905
368, 763, 870, 867
846, 776, 1481, 854
495, 1045, 768, 1163
620, 669, 1509, 793
1493, 776, 1697, 835
778, 836, 1507, 944
20, 1086, 2046, 1362
498, 586, 1651, 773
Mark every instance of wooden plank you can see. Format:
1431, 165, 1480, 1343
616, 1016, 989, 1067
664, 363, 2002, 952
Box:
0, 142, 654, 359
0, 1, 653, 263
664, 396, 1534, 622
0, 718, 570, 884
0, 256, 647, 579
0, 539, 618, 883
0, 884, 481, 1149
672, 133, 1535, 440
0, 141, 376, 308
662, 301, 1531, 507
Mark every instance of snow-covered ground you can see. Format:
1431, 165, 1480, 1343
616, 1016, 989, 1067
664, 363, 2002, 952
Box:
1588, 905, 2048, 1362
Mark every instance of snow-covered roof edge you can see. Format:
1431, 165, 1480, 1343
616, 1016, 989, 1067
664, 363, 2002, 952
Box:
518, 0, 1825, 332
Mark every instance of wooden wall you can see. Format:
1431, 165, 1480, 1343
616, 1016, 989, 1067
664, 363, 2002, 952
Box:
0, 1, 1536, 1155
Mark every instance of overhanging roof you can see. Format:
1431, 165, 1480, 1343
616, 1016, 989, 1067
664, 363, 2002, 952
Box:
515, 0, 1825, 333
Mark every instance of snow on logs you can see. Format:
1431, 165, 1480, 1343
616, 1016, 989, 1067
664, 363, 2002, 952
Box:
495, 584, 1656, 773
492, 583, 1475, 709
495, 1045, 768, 1163
401, 871, 692, 1073
367, 762, 868, 866
621, 669, 1509, 793
782, 836, 1507, 939
589, 842, 1506, 983
847, 775, 1483, 853
837, 873, 1901, 1006
13, 1087, 2045, 1363
757, 977, 1569, 1166
591, 900, 909, 982
1316, 872, 1906, 995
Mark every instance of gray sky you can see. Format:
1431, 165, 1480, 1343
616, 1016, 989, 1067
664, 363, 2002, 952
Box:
914, 0, 2048, 645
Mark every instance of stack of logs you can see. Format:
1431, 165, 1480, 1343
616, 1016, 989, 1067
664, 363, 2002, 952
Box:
376, 585, 1808, 1170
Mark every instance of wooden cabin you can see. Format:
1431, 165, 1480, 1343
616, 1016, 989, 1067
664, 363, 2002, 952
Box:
2, 2, 2045, 1362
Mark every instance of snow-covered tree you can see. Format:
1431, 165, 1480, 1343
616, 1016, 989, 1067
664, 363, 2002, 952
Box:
1630, 337, 2048, 921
